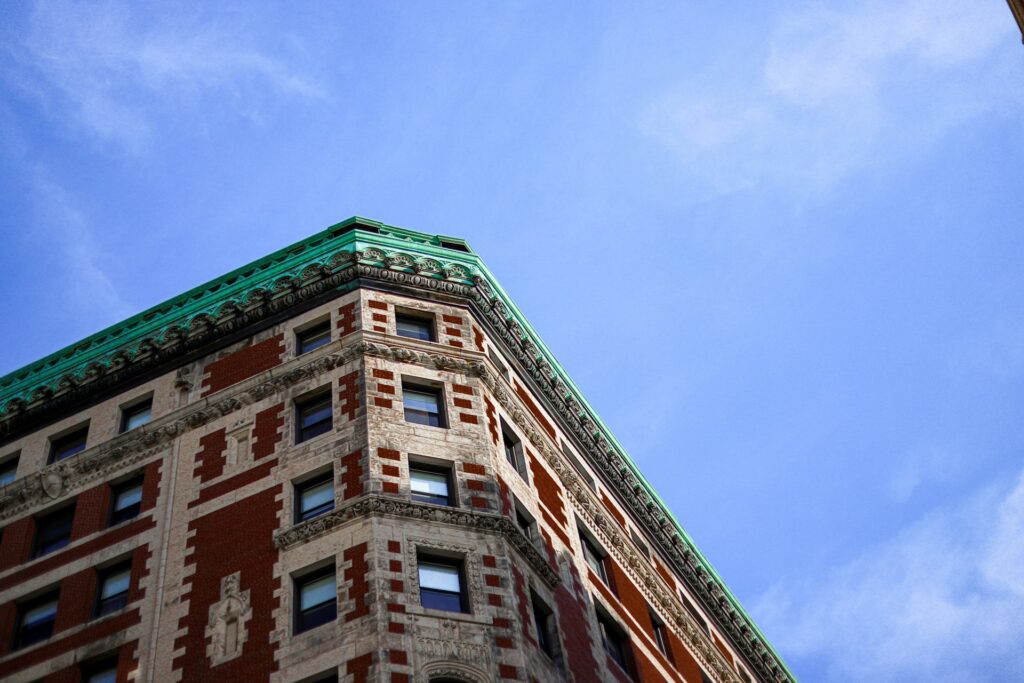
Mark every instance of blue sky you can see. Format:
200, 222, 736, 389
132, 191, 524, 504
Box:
1, 1, 1022, 680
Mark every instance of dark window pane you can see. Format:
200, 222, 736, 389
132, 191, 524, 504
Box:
420, 589, 464, 612
403, 387, 443, 427
110, 478, 143, 526
297, 395, 332, 442
297, 474, 334, 522
120, 401, 152, 432
396, 315, 434, 341
50, 427, 88, 463
410, 467, 451, 506
580, 533, 608, 584
295, 568, 336, 633
34, 506, 75, 558
419, 559, 467, 613
96, 565, 131, 617
297, 323, 331, 354
16, 592, 58, 649
0, 456, 17, 486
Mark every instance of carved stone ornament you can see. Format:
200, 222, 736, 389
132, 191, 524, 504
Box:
419, 661, 490, 683
206, 572, 252, 667
39, 470, 65, 499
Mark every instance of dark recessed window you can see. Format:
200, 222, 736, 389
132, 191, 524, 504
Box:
396, 313, 435, 342
531, 588, 559, 659
297, 321, 332, 355
579, 528, 609, 586
302, 671, 339, 683
14, 590, 59, 649
95, 563, 132, 617
296, 471, 334, 522
295, 565, 336, 633
33, 505, 75, 558
110, 477, 143, 526
561, 440, 595, 491
0, 454, 18, 487
596, 603, 635, 679
120, 399, 152, 433
49, 425, 88, 463
418, 555, 468, 613
82, 655, 119, 683
630, 530, 650, 561
296, 393, 332, 443
410, 464, 453, 506
679, 591, 710, 635
700, 670, 714, 683
402, 384, 445, 427
501, 421, 528, 482
649, 607, 673, 663
514, 501, 536, 543
739, 668, 753, 683
488, 348, 509, 381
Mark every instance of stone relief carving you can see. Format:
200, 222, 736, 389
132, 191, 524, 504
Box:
206, 572, 251, 667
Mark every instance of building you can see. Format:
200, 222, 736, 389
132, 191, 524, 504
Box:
0, 218, 794, 683
1011, 0, 1024, 42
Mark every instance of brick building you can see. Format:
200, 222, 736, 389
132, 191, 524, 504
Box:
0, 218, 794, 682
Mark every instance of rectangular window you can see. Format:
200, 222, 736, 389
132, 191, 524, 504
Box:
579, 527, 609, 586
410, 464, 453, 506
297, 321, 332, 355
120, 399, 152, 433
418, 555, 468, 613
109, 477, 143, 526
561, 440, 595, 491
680, 591, 710, 635
296, 393, 332, 443
95, 563, 132, 617
402, 384, 445, 427
649, 607, 673, 663
515, 504, 536, 543
531, 588, 558, 658
33, 505, 75, 558
49, 425, 88, 463
82, 655, 119, 683
630, 530, 651, 561
395, 313, 435, 342
0, 453, 18, 487
295, 565, 337, 633
596, 603, 635, 679
14, 590, 59, 649
501, 421, 529, 482
488, 347, 509, 381
295, 471, 334, 522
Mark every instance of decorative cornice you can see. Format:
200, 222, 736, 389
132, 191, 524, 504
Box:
273, 494, 561, 591
0, 218, 793, 682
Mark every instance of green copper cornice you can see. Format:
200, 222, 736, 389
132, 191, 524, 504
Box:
0, 217, 794, 682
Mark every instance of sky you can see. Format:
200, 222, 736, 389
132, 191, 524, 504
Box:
1, 1, 1022, 680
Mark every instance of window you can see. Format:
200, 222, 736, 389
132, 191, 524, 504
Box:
579, 527, 609, 586
700, 671, 714, 683
679, 591, 710, 635
514, 499, 537, 544
95, 563, 131, 617
418, 555, 468, 613
410, 463, 453, 506
297, 321, 331, 355
49, 425, 88, 463
14, 590, 59, 649
295, 471, 334, 522
739, 668, 753, 683
120, 399, 152, 433
82, 655, 118, 683
488, 347, 509, 381
402, 384, 445, 427
649, 607, 673, 663
294, 565, 337, 633
531, 588, 559, 659
596, 603, 635, 678
560, 440, 595, 491
630, 530, 650, 561
296, 392, 332, 443
33, 505, 75, 558
109, 477, 143, 526
0, 453, 18, 486
501, 421, 528, 482
298, 671, 339, 683
395, 313, 435, 342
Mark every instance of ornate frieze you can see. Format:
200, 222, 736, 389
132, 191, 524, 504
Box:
273, 494, 560, 590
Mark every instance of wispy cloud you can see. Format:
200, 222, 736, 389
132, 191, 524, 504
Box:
639, 0, 1018, 199
754, 466, 1024, 682
2, 0, 323, 152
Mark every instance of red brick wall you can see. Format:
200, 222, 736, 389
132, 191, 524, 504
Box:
528, 454, 568, 532
343, 542, 370, 622
201, 335, 285, 396
172, 487, 281, 682
337, 301, 359, 337
0, 517, 34, 570
513, 380, 556, 440
554, 561, 601, 683
338, 370, 361, 422
194, 428, 228, 484
252, 403, 285, 461
70, 484, 111, 541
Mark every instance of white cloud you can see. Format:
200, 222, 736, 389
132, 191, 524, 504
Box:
639, 0, 1019, 199
754, 466, 1024, 682
3, 0, 323, 152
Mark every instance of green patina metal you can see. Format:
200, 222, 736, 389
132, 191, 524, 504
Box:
0, 216, 794, 680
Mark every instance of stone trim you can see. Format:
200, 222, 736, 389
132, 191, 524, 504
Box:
273, 494, 560, 591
